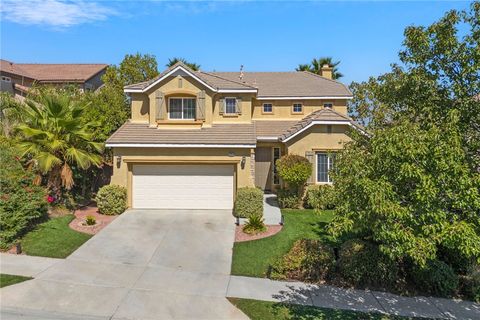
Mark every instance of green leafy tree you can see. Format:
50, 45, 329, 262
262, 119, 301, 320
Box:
166, 57, 201, 71
296, 57, 343, 79
103, 53, 159, 90
15, 91, 103, 197
329, 114, 480, 267
349, 2, 480, 170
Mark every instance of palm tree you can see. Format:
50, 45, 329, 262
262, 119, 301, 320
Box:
296, 57, 344, 79
15, 91, 103, 197
166, 57, 201, 71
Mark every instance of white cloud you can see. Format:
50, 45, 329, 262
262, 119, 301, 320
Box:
0, 0, 115, 27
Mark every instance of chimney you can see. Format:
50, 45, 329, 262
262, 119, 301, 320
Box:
239, 65, 244, 82
320, 64, 333, 80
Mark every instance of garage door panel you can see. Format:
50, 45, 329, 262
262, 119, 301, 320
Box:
132, 165, 234, 209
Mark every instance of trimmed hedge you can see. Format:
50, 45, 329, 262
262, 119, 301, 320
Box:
234, 187, 263, 218
95, 185, 127, 215
338, 239, 399, 289
304, 185, 336, 210
277, 188, 300, 209
410, 260, 459, 297
276, 154, 312, 190
0, 141, 47, 249
270, 239, 335, 282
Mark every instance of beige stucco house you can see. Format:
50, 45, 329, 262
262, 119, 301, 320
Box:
106, 62, 360, 209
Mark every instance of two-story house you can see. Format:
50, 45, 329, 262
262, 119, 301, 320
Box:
106, 62, 361, 210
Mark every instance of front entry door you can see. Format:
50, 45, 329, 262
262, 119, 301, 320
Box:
255, 147, 272, 191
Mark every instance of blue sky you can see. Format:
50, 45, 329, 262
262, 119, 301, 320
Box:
0, 1, 472, 84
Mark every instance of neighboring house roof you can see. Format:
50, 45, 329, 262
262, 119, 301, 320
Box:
254, 120, 298, 140
212, 71, 351, 99
0, 59, 107, 83
280, 108, 365, 142
105, 122, 256, 147
124, 62, 352, 99
0, 59, 34, 78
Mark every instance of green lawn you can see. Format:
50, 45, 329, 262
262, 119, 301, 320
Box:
229, 298, 420, 320
232, 209, 336, 277
21, 215, 92, 258
0, 274, 32, 288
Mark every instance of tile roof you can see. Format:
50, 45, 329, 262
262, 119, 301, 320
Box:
254, 120, 298, 139
280, 108, 362, 141
124, 62, 351, 98
212, 71, 351, 98
0, 59, 107, 82
106, 122, 256, 145
124, 62, 256, 91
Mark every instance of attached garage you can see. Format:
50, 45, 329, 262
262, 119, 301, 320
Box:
132, 164, 234, 209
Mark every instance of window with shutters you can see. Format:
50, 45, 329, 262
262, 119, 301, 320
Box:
225, 97, 237, 114
168, 97, 196, 119
316, 152, 336, 183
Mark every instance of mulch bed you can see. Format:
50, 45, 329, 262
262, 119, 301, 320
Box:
235, 225, 283, 242
69, 206, 117, 235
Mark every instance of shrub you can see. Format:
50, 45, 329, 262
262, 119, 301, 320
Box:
85, 215, 96, 226
234, 187, 263, 218
243, 214, 266, 235
95, 185, 127, 215
410, 260, 459, 297
0, 141, 48, 249
460, 265, 480, 302
270, 239, 335, 282
277, 188, 300, 209
304, 185, 336, 210
276, 154, 312, 191
338, 239, 399, 289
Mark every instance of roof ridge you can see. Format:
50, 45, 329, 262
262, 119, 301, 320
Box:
301, 71, 352, 93
199, 71, 257, 89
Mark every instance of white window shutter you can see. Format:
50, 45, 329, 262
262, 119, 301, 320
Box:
235, 97, 242, 115
219, 98, 225, 115
155, 91, 165, 120
196, 90, 206, 120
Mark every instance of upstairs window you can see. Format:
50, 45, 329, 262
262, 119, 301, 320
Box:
293, 103, 303, 113
317, 152, 336, 183
324, 103, 333, 109
263, 103, 273, 113
225, 98, 237, 114
169, 97, 196, 119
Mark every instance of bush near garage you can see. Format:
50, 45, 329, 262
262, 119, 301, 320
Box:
95, 185, 127, 215
0, 140, 48, 249
270, 239, 335, 282
277, 188, 301, 209
234, 187, 263, 218
337, 239, 399, 289
304, 185, 336, 210
409, 259, 459, 298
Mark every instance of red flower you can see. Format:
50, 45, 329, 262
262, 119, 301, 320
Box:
47, 195, 54, 203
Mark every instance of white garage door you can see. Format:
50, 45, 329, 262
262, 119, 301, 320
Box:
132, 164, 234, 209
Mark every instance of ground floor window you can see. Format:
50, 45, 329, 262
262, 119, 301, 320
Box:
273, 147, 280, 184
316, 152, 335, 183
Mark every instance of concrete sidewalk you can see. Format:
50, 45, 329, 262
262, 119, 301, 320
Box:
239, 193, 282, 225
0, 253, 61, 277
227, 276, 480, 319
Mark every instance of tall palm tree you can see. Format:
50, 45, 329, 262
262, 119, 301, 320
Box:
15, 91, 103, 196
296, 57, 344, 79
167, 57, 201, 71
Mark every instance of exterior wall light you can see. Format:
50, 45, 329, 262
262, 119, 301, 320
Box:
241, 156, 246, 168
116, 156, 122, 168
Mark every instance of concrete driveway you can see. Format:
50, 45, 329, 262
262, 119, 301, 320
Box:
1, 209, 248, 320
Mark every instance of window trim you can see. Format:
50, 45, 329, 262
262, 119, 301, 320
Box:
292, 102, 303, 114
315, 152, 335, 184
168, 97, 197, 120
262, 103, 273, 114
224, 97, 237, 115
323, 102, 334, 109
